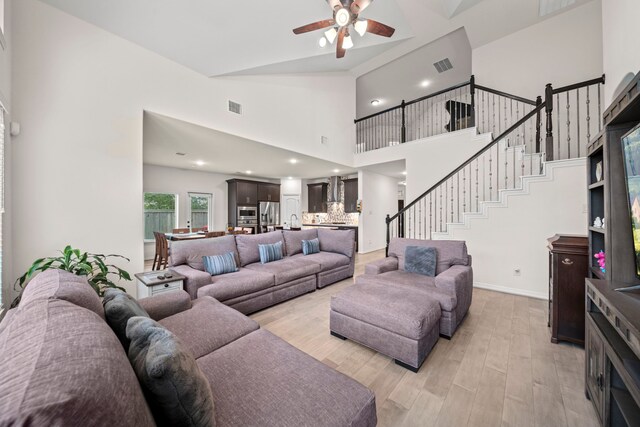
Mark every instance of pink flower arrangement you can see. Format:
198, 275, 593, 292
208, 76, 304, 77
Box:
594, 251, 605, 273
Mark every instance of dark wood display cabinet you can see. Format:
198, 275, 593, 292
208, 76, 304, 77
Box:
584, 72, 640, 426
307, 183, 328, 213
343, 178, 358, 213
228, 179, 258, 206
547, 234, 588, 345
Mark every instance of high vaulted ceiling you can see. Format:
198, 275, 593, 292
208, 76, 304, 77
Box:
39, 0, 594, 77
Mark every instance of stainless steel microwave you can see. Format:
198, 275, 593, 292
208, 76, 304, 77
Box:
238, 206, 257, 220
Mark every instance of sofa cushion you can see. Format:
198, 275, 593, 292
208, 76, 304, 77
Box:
169, 235, 239, 271
291, 251, 350, 272
389, 238, 469, 275
405, 246, 437, 277
0, 299, 155, 427
103, 288, 150, 351
19, 269, 105, 319
159, 297, 259, 359
203, 252, 238, 276
318, 228, 355, 258
197, 268, 275, 302
258, 241, 284, 264
357, 272, 457, 311
331, 282, 441, 340
245, 258, 320, 286
283, 229, 318, 256
196, 329, 377, 427
302, 238, 320, 255
127, 317, 216, 427
236, 231, 284, 267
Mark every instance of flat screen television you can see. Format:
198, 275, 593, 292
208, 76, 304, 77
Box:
621, 122, 640, 282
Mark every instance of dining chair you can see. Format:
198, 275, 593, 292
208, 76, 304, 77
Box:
152, 232, 170, 270
172, 228, 190, 234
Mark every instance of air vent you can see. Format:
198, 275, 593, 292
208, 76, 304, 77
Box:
228, 100, 242, 115
539, 0, 575, 17
433, 58, 453, 73
175, 152, 186, 156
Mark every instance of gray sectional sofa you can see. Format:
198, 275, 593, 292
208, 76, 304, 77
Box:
169, 229, 356, 314
0, 269, 377, 426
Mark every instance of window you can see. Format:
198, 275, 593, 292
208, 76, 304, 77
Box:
0, 0, 5, 49
188, 193, 212, 230
144, 193, 177, 240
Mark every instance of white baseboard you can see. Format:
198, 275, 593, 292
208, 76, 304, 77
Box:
474, 281, 547, 300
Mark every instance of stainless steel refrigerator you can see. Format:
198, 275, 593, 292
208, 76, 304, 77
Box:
258, 201, 280, 233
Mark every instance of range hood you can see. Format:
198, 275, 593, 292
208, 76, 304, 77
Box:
328, 176, 341, 203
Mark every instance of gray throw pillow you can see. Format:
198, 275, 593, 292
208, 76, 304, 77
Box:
103, 288, 149, 351
404, 246, 437, 277
126, 316, 216, 427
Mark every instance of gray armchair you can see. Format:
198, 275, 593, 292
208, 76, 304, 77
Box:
358, 238, 473, 337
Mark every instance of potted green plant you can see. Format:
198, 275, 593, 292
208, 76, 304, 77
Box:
11, 245, 132, 308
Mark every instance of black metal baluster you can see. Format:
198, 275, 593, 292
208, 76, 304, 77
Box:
586, 86, 591, 143
566, 91, 571, 160
475, 159, 479, 211
429, 193, 433, 239
577, 89, 581, 157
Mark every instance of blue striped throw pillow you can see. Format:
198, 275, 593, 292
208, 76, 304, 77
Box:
302, 238, 320, 255
203, 252, 238, 276
258, 241, 284, 264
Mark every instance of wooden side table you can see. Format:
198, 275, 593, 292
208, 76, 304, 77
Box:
547, 234, 589, 345
135, 271, 186, 298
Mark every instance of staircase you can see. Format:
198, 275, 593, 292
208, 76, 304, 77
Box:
352, 75, 606, 250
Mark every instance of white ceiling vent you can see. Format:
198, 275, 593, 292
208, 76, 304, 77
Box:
228, 100, 242, 115
539, 0, 575, 17
433, 58, 453, 73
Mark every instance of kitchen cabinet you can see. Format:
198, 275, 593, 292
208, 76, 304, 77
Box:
343, 178, 358, 213
307, 183, 328, 213
227, 180, 258, 205
258, 183, 280, 202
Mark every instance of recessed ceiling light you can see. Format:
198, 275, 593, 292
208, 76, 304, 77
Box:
318, 37, 327, 48
402, 171, 407, 175
371, 100, 380, 106
333, 169, 340, 173
290, 159, 298, 164
420, 80, 431, 88
195, 160, 205, 166
245, 170, 252, 174
399, 181, 407, 186
288, 176, 293, 180
176, 152, 186, 156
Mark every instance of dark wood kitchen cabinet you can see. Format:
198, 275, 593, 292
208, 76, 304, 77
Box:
227, 180, 258, 206
547, 234, 588, 345
258, 183, 280, 202
307, 183, 328, 213
343, 178, 358, 213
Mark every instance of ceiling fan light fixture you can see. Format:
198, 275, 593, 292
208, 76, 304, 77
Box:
354, 19, 368, 36
343, 33, 354, 50
318, 36, 327, 48
325, 27, 338, 44
335, 8, 350, 27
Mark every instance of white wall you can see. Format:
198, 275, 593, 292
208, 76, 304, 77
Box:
354, 128, 492, 205
435, 159, 587, 299
358, 170, 398, 253
602, 0, 640, 104
11, 0, 356, 296
472, 0, 603, 101
0, 0, 11, 307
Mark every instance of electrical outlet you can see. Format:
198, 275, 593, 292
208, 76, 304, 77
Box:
514, 268, 521, 276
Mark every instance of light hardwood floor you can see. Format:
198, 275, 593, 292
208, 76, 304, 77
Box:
246, 250, 600, 427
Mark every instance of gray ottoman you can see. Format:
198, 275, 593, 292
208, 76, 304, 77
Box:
330, 281, 441, 372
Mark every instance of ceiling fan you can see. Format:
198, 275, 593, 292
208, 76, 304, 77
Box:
292, 0, 396, 59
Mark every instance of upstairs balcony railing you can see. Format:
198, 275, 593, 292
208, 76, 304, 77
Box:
354, 75, 541, 154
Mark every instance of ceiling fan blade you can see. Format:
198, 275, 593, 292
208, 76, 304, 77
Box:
336, 28, 346, 58
293, 19, 335, 35
366, 19, 395, 37
351, 0, 373, 14
326, 0, 343, 11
